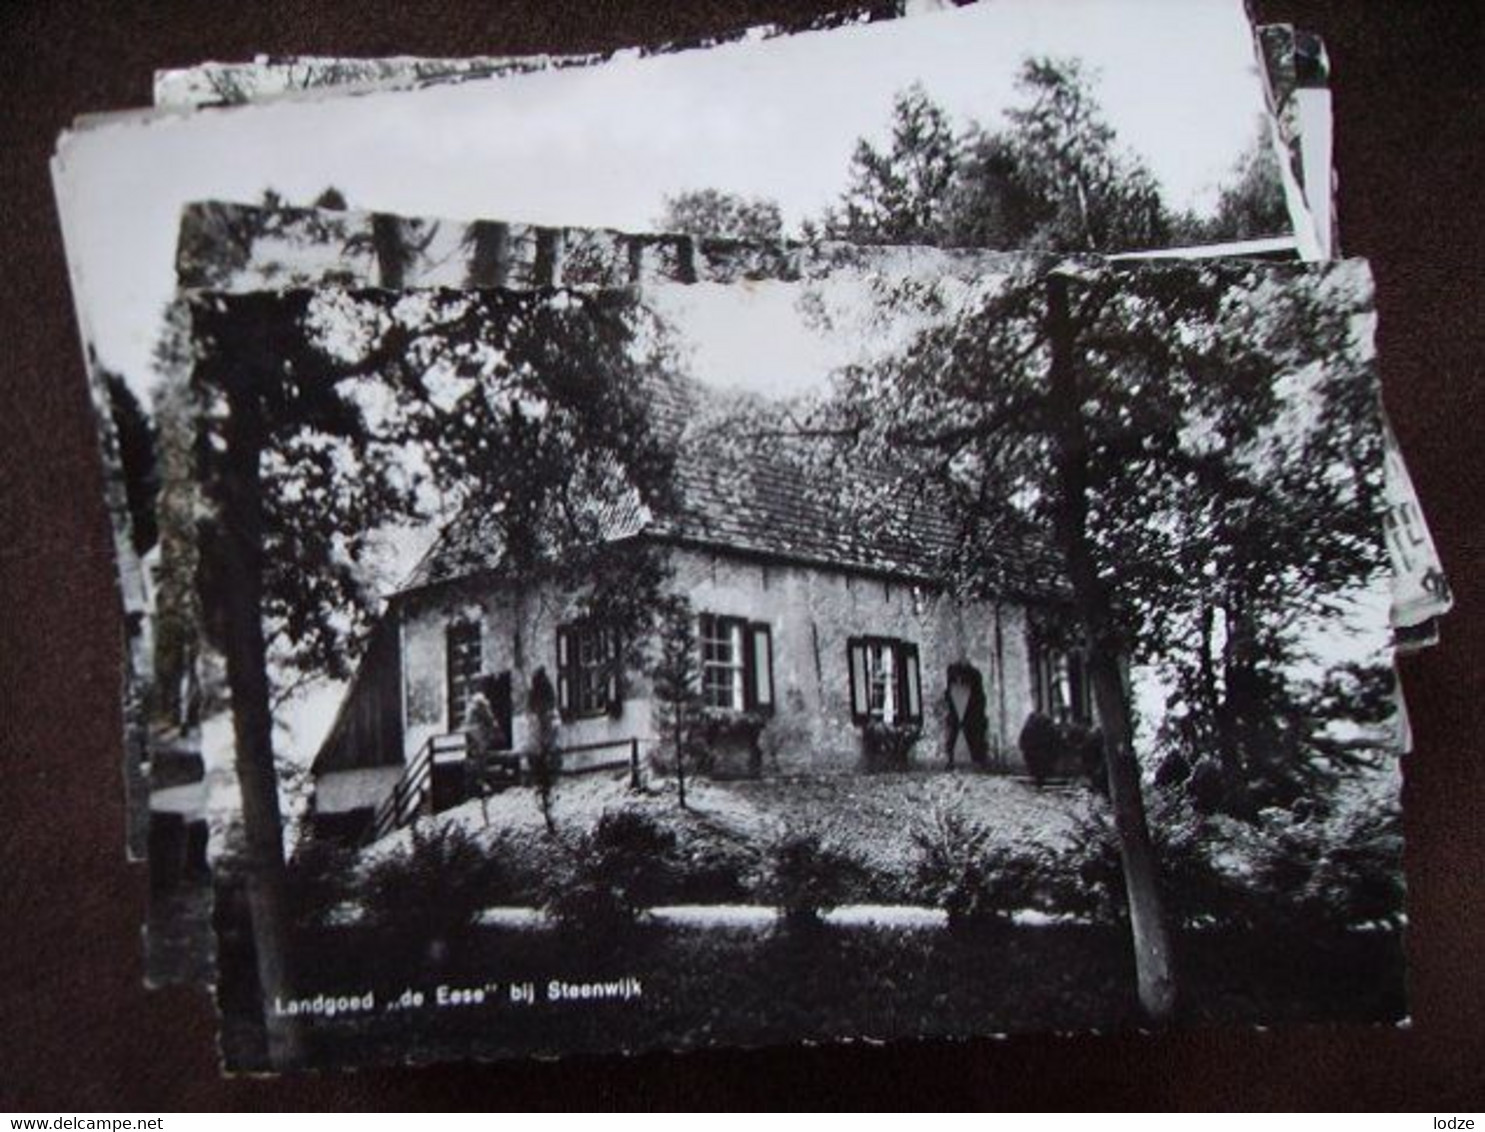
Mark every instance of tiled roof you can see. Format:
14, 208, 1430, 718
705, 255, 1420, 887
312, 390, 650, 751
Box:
400, 377, 1065, 601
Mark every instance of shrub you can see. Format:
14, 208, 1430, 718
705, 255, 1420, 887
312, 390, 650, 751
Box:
1064, 782, 1407, 936
1246, 797, 1404, 933
762, 832, 863, 929
359, 822, 508, 965
665, 836, 758, 904
543, 808, 677, 932
912, 808, 1045, 931
693, 706, 772, 777
1018, 712, 1061, 786
698, 707, 769, 746
1037, 802, 1126, 925
756, 707, 809, 776
478, 828, 549, 906
862, 720, 920, 770
1019, 713, 1102, 788
1041, 791, 1249, 929
648, 729, 714, 779
1153, 795, 1251, 929
283, 836, 360, 939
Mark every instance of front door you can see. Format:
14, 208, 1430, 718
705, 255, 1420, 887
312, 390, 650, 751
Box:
945, 661, 988, 767
486, 671, 513, 751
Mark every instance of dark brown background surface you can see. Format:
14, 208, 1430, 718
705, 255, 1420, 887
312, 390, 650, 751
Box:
0, 0, 1480, 1111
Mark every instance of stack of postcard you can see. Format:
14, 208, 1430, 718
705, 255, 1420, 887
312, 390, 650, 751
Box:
51, 0, 1451, 1073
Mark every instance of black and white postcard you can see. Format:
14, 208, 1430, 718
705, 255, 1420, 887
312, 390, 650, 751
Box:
177, 241, 1401, 1071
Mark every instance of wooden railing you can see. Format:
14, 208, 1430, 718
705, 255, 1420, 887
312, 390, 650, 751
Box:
364, 733, 648, 844
549, 736, 645, 788
366, 732, 457, 843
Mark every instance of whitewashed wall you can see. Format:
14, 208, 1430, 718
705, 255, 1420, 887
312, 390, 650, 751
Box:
395, 544, 1038, 775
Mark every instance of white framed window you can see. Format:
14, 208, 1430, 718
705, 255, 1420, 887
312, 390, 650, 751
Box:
866, 640, 897, 721
1033, 643, 1092, 724
698, 613, 774, 713
847, 637, 922, 725
700, 614, 746, 710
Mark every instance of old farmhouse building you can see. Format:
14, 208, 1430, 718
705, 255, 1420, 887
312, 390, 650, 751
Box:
308, 382, 1092, 843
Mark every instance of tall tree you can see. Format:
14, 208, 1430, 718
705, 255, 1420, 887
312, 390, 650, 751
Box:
148, 360, 203, 730
1123, 263, 1391, 815
824, 258, 1383, 1019
948, 58, 1170, 251
819, 59, 1174, 253
820, 83, 960, 245
190, 284, 675, 1066
101, 370, 161, 556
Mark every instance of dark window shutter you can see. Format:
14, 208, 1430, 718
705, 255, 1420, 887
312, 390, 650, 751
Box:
848, 638, 868, 722
1033, 645, 1050, 716
741, 620, 757, 710
1069, 651, 1090, 724
750, 623, 774, 713
556, 627, 572, 718
902, 643, 922, 723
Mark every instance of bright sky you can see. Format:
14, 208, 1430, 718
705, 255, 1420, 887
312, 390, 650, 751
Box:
650, 280, 862, 399
55, 0, 1279, 399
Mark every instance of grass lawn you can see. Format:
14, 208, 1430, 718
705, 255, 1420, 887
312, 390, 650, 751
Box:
722, 771, 1088, 881
370, 766, 1090, 903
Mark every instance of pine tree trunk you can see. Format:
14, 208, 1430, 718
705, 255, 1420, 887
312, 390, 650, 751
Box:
465, 221, 512, 288
674, 713, 687, 810
202, 358, 303, 1068
372, 213, 410, 288
1044, 272, 1177, 1022
534, 227, 565, 287
676, 235, 698, 285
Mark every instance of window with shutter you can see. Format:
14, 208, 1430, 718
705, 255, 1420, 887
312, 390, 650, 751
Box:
849, 636, 922, 725
1032, 641, 1092, 724
700, 614, 746, 710
446, 619, 483, 731
699, 613, 774, 713
555, 619, 617, 718
867, 640, 896, 722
